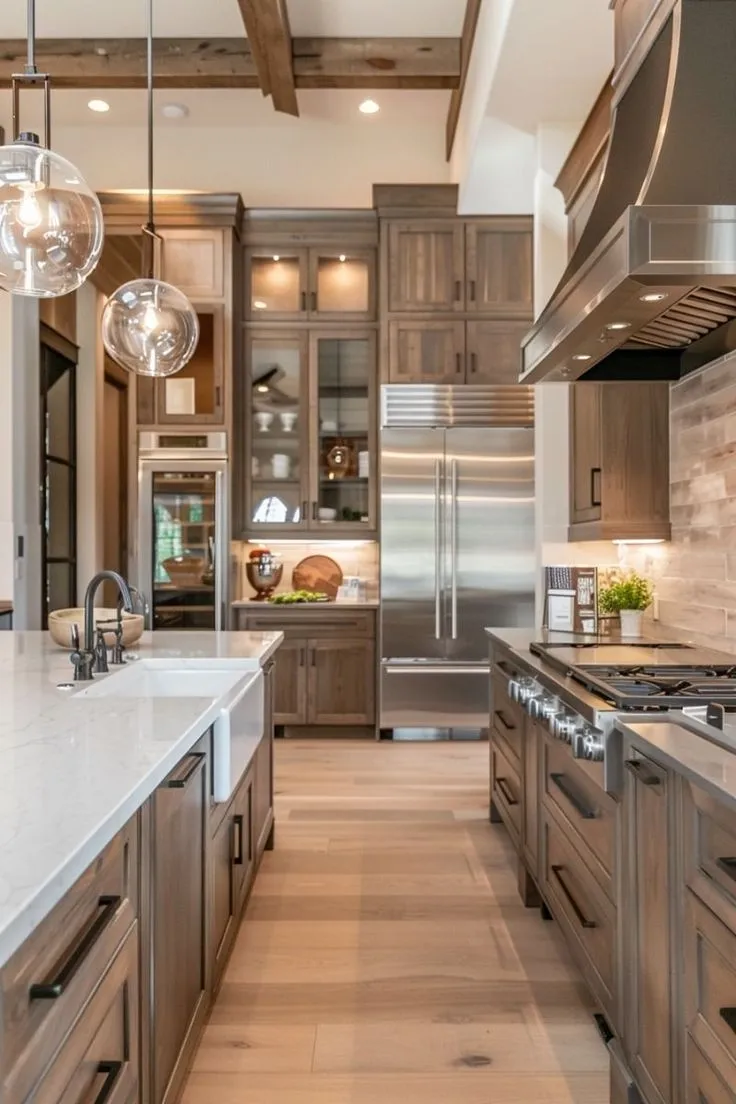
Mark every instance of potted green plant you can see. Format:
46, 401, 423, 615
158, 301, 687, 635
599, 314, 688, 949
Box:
598, 571, 654, 637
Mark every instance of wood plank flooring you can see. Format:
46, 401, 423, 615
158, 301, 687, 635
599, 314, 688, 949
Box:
182, 741, 609, 1104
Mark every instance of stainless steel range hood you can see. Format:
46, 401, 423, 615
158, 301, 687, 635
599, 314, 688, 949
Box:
522, 1, 736, 384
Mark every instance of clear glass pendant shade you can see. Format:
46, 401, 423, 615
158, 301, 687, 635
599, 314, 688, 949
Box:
0, 137, 104, 297
101, 278, 200, 377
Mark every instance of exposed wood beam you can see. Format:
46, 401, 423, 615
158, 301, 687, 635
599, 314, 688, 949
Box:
445, 0, 482, 161
236, 0, 298, 115
0, 38, 459, 91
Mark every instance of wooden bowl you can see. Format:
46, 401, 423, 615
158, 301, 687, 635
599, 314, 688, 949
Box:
48, 608, 145, 650
162, 555, 206, 587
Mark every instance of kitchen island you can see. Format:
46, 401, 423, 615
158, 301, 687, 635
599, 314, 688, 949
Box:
0, 629, 281, 1104
486, 625, 736, 1103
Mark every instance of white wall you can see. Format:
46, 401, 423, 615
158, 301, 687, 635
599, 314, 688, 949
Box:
76, 282, 105, 592
458, 117, 536, 215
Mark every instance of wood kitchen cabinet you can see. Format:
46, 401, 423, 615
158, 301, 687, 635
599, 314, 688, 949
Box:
387, 221, 465, 313
569, 381, 671, 541
622, 743, 673, 1104
209, 763, 254, 992
151, 738, 209, 1104
388, 319, 466, 384
309, 638, 376, 725
245, 245, 376, 322
465, 220, 534, 317
466, 319, 529, 384
137, 304, 226, 426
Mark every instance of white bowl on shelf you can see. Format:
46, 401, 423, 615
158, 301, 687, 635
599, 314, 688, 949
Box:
317, 507, 337, 521
255, 412, 274, 433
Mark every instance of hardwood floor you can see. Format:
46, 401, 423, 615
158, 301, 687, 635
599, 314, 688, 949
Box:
182, 741, 609, 1103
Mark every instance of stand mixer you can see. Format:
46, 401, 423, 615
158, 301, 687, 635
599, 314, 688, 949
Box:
245, 550, 283, 600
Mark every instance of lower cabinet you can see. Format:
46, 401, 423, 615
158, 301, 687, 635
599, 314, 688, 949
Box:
152, 740, 209, 1104
210, 764, 255, 990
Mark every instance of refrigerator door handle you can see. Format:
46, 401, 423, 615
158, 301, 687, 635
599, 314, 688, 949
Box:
450, 458, 458, 640
434, 459, 442, 640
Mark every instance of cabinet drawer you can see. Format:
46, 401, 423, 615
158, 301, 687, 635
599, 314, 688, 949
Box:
542, 737, 616, 898
541, 810, 616, 1020
684, 890, 736, 1087
241, 610, 375, 638
1, 818, 138, 1103
491, 674, 523, 768
683, 780, 736, 931
490, 737, 522, 850
686, 1033, 736, 1103
27, 924, 139, 1104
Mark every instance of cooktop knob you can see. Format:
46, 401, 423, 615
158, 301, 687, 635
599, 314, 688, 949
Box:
552, 713, 579, 743
509, 677, 537, 704
573, 726, 605, 762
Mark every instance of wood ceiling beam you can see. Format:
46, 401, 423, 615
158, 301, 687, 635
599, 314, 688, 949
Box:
446, 0, 482, 161
0, 38, 460, 91
237, 0, 298, 115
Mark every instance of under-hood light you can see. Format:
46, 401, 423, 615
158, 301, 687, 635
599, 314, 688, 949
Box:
572, 354, 592, 361
640, 292, 668, 303
605, 322, 631, 332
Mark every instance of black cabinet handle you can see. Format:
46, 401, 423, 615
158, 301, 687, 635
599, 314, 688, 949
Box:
311, 647, 316, 667
469, 279, 476, 302
311, 290, 317, 312
470, 352, 478, 374
551, 865, 597, 929
590, 467, 602, 507
301, 500, 308, 522
455, 280, 462, 303
455, 352, 463, 376
93, 1061, 123, 1104
716, 856, 736, 883
215, 385, 221, 408
494, 776, 518, 807
233, 814, 244, 866
493, 709, 514, 732
30, 896, 121, 999
164, 752, 205, 789
625, 758, 663, 787
720, 1007, 736, 1035
312, 501, 319, 521
550, 772, 597, 820
299, 646, 306, 668
300, 291, 307, 312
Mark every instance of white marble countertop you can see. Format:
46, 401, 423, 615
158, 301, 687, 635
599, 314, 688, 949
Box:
0, 630, 282, 968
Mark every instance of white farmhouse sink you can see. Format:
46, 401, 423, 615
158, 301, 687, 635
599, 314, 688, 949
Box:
77, 659, 264, 802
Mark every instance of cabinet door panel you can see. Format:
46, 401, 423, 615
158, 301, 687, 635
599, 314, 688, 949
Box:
387, 222, 465, 312
246, 249, 308, 320
232, 769, 254, 912
162, 230, 225, 299
157, 304, 225, 425
465, 220, 533, 316
310, 248, 376, 321
274, 639, 308, 725
308, 638, 375, 725
388, 320, 465, 384
570, 384, 603, 524
466, 319, 529, 384
210, 810, 236, 986
522, 719, 540, 876
153, 749, 208, 1104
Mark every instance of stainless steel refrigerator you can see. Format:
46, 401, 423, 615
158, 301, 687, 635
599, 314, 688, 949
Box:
137, 432, 230, 631
380, 386, 535, 737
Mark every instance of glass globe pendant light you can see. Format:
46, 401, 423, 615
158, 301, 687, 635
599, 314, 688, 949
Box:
0, 0, 104, 297
101, 0, 199, 378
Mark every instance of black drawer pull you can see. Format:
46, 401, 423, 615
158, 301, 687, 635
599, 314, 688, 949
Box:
550, 772, 597, 820
717, 857, 736, 883
495, 776, 518, 807
625, 758, 662, 787
164, 752, 205, 789
30, 895, 122, 1000
493, 710, 515, 732
94, 1061, 123, 1104
719, 1007, 736, 1035
300, 290, 307, 312
551, 865, 596, 929
455, 279, 462, 303
233, 814, 244, 866
469, 279, 476, 302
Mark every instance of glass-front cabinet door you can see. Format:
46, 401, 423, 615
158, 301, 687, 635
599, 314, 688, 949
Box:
246, 249, 308, 320
248, 332, 309, 532
309, 331, 376, 533
151, 470, 218, 629
310, 249, 375, 321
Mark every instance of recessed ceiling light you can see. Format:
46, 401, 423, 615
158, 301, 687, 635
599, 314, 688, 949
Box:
572, 354, 592, 361
253, 300, 267, 310
359, 99, 380, 115
161, 102, 189, 119
639, 292, 668, 303
606, 321, 631, 331
338, 254, 346, 262
88, 99, 110, 113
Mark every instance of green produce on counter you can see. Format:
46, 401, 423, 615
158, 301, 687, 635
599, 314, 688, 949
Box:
269, 590, 330, 604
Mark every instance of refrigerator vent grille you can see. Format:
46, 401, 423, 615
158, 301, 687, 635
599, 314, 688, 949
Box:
381, 385, 534, 428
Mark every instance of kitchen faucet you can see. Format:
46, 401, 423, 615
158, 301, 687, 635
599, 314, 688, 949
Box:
70, 571, 134, 682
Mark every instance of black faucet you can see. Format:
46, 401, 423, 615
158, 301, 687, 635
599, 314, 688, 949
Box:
71, 571, 134, 681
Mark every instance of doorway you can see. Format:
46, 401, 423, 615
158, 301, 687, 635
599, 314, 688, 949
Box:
40, 343, 77, 628
102, 357, 129, 606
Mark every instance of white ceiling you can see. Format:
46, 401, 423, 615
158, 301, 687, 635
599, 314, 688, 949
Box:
0, 0, 466, 39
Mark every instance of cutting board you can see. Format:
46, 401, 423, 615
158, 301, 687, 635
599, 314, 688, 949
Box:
292, 555, 344, 599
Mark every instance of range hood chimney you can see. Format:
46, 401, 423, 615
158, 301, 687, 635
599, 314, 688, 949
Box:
522, 1, 736, 384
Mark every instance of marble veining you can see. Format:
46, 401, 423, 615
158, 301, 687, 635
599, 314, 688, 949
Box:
0, 630, 281, 968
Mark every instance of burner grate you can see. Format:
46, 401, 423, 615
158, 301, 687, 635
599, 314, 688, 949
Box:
569, 663, 736, 709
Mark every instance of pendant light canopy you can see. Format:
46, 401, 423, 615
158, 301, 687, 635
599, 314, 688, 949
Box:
101, 0, 199, 379
0, 1, 103, 297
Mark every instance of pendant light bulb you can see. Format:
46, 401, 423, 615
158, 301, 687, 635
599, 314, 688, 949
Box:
0, 135, 104, 297
101, 278, 199, 378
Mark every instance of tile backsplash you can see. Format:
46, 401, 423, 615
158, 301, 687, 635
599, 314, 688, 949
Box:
232, 541, 378, 600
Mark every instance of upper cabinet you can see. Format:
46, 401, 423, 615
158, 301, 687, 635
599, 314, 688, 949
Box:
137, 303, 227, 426
385, 217, 533, 318
161, 229, 225, 300
245, 246, 376, 322
569, 382, 671, 542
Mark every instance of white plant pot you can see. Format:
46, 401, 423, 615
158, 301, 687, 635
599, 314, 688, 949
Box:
619, 609, 643, 637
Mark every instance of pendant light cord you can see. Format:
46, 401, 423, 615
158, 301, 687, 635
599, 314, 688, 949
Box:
26, 0, 36, 72
142, 0, 159, 279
